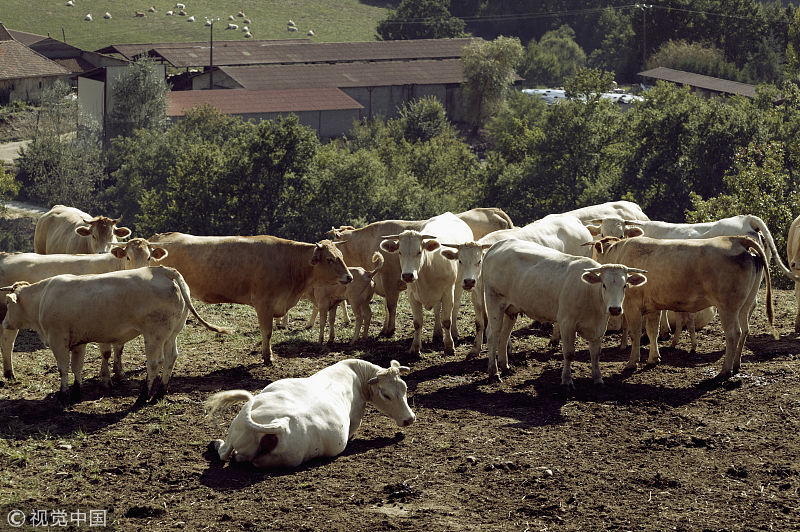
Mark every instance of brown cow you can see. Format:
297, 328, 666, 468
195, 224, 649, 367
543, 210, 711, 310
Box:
147, 232, 352, 364
594, 235, 777, 379
34, 205, 131, 254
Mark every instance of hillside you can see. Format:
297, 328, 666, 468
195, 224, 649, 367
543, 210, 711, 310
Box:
3, 0, 392, 50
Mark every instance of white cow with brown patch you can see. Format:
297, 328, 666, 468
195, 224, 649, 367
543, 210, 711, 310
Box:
206, 359, 415, 468
34, 205, 131, 254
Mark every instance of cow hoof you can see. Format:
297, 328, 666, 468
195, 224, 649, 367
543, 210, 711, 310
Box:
622, 362, 637, 371
593, 380, 605, 389
488, 374, 502, 384
379, 328, 396, 338
112, 372, 127, 383
560, 383, 576, 394
263, 356, 274, 366
443, 347, 454, 357
465, 351, 479, 361
3, 370, 15, 381
56, 391, 70, 406
70, 384, 82, 403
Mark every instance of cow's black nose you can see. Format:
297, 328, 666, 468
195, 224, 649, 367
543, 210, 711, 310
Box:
608, 306, 622, 316
463, 279, 476, 290
402, 273, 414, 283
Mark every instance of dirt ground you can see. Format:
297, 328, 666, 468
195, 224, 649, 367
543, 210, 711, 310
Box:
1, 218, 800, 531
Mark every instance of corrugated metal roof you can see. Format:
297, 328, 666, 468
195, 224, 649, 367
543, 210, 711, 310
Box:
166, 87, 363, 116
95, 39, 311, 60
217, 58, 467, 90
101, 38, 477, 68
638, 67, 757, 98
0, 39, 72, 80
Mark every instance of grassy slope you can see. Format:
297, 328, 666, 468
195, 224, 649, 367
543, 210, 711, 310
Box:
2, 0, 391, 50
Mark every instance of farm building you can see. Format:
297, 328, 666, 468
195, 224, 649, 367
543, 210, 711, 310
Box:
91, 38, 482, 133
638, 67, 757, 99
166, 88, 363, 139
0, 24, 71, 104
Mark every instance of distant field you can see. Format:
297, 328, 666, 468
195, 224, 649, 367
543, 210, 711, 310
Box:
2, 0, 392, 50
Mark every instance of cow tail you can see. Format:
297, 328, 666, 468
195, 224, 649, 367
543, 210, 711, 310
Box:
749, 216, 800, 282
205, 390, 289, 434
165, 267, 232, 334
741, 236, 778, 339
368, 251, 385, 278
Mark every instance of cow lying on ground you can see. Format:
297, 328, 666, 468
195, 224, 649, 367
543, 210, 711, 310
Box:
594, 236, 777, 378
482, 239, 646, 387
34, 205, 131, 254
0, 238, 167, 382
305, 252, 384, 344
148, 233, 352, 364
205, 359, 415, 468
1, 266, 230, 404
380, 213, 473, 357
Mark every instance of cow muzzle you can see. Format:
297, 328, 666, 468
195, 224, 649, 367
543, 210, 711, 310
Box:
401, 272, 416, 284
340, 274, 353, 284
608, 306, 622, 316
462, 279, 476, 290
401, 415, 416, 427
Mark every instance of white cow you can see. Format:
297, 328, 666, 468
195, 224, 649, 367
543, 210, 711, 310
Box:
34, 205, 131, 254
0, 238, 167, 382
206, 359, 415, 468
443, 214, 595, 357
2, 266, 230, 404
786, 213, 800, 331
482, 239, 647, 386
380, 212, 473, 357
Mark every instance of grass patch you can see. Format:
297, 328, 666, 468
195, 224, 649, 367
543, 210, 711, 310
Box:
3, 0, 390, 51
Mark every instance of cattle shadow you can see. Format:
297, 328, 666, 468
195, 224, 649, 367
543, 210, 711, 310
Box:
198, 432, 405, 490
163, 363, 271, 396
6, 328, 46, 353
0, 397, 131, 440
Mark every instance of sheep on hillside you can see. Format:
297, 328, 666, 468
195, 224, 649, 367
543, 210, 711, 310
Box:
84, 13, 93, 21
175, 3, 185, 9
104, 12, 112, 19
187, 15, 195, 22
227, 23, 238, 30
66, 1, 74, 6
288, 25, 298, 32
166, 10, 174, 15
307, 30, 315, 36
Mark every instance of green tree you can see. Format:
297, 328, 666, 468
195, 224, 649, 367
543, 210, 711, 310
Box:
0, 164, 19, 214
377, 0, 466, 40
394, 96, 451, 143
461, 36, 524, 134
15, 81, 104, 210
647, 40, 743, 81
563, 67, 616, 101
522, 25, 586, 87
107, 58, 168, 140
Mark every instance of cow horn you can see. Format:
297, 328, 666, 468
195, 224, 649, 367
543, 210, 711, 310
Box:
586, 219, 603, 224
332, 240, 347, 246
624, 220, 644, 226
439, 243, 461, 248
115, 215, 123, 224
625, 267, 648, 274
380, 234, 402, 240
420, 234, 438, 240
0, 285, 14, 292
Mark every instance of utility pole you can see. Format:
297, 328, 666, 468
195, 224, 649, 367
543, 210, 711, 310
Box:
206, 18, 219, 90
636, 4, 653, 69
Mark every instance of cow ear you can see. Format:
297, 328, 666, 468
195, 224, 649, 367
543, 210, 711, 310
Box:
76, 226, 92, 237
380, 240, 399, 254
585, 224, 601, 236
423, 240, 440, 252
627, 273, 647, 287
581, 271, 602, 285
593, 241, 604, 256
310, 245, 322, 266
440, 249, 459, 261
110, 246, 126, 259
625, 227, 644, 238
114, 226, 132, 239
150, 247, 168, 261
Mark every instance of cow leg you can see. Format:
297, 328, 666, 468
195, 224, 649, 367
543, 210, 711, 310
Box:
341, 301, 351, 325
468, 284, 485, 359
549, 323, 561, 347
717, 308, 741, 379
732, 304, 750, 375
618, 315, 629, 350
485, 297, 503, 379
496, 314, 517, 376
432, 302, 443, 346
409, 296, 424, 357
255, 307, 275, 365
317, 304, 327, 344
687, 313, 698, 352
327, 304, 336, 344
380, 290, 399, 337
50, 343, 72, 404
644, 313, 661, 365
306, 305, 318, 330
795, 280, 800, 333
99, 344, 113, 390
451, 284, 463, 344
350, 308, 363, 345
70, 345, 86, 403
138, 336, 165, 404
560, 326, 577, 390
1, 327, 19, 380
669, 314, 683, 349
112, 343, 126, 382
441, 290, 456, 356
211, 438, 234, 462
156, 337, 180, 400
588, 337, 604, 386
624, 312, 643, 369
363, 305, 372, 340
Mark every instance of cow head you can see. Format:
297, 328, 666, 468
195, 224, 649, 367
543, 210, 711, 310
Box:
380, 230, 439, 284
584, 218, 644, 239
76, 215, 132, 254
110, 238, 168, 269
367, 360, 416, 427
310, 240, 352, 285
590, 236, 622, 262
1, 282, 32, 332
440, 241, 493, 291
581, 265, 647, 317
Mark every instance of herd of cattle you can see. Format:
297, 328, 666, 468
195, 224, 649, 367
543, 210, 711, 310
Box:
3, 201, 800, 467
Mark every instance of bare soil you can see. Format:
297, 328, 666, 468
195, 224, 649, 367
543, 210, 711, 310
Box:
1, 216, 799, 531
